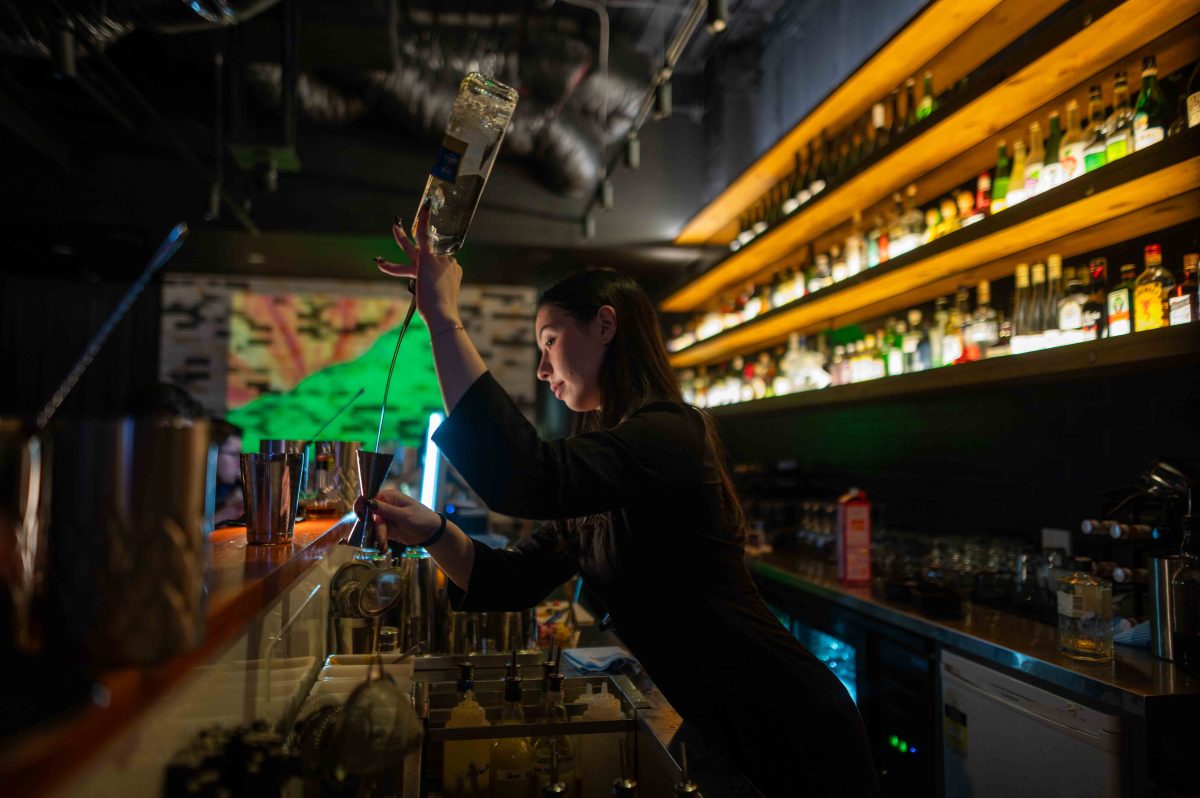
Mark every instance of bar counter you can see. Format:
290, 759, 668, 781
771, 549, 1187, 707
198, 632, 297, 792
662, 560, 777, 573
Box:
746, 552, 1200, 711
0, 515, 357, 796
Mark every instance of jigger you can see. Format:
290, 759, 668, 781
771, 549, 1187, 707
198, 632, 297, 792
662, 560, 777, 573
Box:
355, 450, 396, 550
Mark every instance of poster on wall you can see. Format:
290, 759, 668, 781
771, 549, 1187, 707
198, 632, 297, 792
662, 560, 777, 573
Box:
160, 275, 537, 451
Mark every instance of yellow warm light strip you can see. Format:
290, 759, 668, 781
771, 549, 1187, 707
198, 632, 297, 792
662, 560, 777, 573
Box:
668, 157, 1200, 368
673, 0, 1009, 246
662, 0, 1200, 313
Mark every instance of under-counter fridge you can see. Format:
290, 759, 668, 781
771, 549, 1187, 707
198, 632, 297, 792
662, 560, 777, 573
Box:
940, 649, 1127, 798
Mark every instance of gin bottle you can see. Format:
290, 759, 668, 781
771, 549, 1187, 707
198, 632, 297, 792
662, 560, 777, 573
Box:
415, 72, 519, 255
1057, 557, 1113, 662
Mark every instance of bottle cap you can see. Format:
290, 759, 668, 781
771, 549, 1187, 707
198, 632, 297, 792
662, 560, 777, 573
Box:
1144, 244, 1162, 261
584, 683, 623, 720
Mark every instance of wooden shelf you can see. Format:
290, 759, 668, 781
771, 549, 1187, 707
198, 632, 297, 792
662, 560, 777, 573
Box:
707, 324, 1200, 418
673, 0, 1059, 246
668, 128, 1200, 369
662, 0, 1200, 312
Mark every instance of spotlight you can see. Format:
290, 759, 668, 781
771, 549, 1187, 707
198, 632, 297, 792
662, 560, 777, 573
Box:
624, 134, 641, 171
706, 0, 729, 34
654, 80, 672, 121
600, 178, 614, 211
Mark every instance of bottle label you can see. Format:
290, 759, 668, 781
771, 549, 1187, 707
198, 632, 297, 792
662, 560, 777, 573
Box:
872, 103, 886, 129
1059, 301, 1083, 331
1023, 164, 1042, 196
1133, 113, 1164, 151
1189, 91, 1200, 128
431, 135, 469, 182
1081, 308, 1103, 336
1134, 283, 1165, 331
1105, 136, 1128, 161
1083, 146, 1107, 173
1057, 590, 1084, 619
1107, 289, 1131, 336
1169, 295, 1196, 325
1059, 142, 1085, 182
941, 335, 963, 365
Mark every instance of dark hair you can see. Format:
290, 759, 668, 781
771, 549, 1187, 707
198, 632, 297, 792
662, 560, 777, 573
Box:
124, 381, 205, 419
537, 269, 745, 540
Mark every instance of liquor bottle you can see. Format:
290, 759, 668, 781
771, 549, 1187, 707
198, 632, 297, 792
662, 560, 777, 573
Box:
808, 253, 833, 294
829, 345, 847, 386
902, 78, 918, 132
533, 676, 576, 793
444, 665, 492, 798
771, 266, 793, 308
1105, 72, 1134, 162
1059, 100, 1086, 182
416, 73, 519, 254
942, 290, 966, 365
956, 188, 978, 227
940, 196, 961, 237
830, 244, 848, 283
897, 184, 925, 255
1058, 265, 1090, 339
810, 131, 829, 197
904, 309, 932, 372
970, 279, 1000, 357
1083, 85, 1109, 173
990, 141, 1011, 213
1169, 252, 1198, 325
1082, 258, 1108, 339
1044, 255, 1065, 335
1007, 138, 1029, 206
1012, 263, 1032, 339
930, 296, 949, 367
923, 205, 942, 245
1057, 557, 1114, 662
1040, 111, 1064, 192
916, 72, 936, 121
1023, 121, 1045, 199
975, 170, 992, 220
788, 264, 807, 303
1029, 262, 1049, 337
1134, 243, 1174, 331
845, 212, 866, 277
782, 153, 804, 214
884, 318, 906, 377
1133, 55, 1168, 151
888, 88, 902, 141
872, 100, 889, 150
491, 670, 534, 797
1106, 263, 1137, 336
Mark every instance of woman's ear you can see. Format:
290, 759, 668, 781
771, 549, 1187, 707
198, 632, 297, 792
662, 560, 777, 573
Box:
595, 305, 617, 345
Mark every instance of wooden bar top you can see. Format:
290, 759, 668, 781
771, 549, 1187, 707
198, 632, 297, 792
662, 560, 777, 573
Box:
0, 514, 357, 796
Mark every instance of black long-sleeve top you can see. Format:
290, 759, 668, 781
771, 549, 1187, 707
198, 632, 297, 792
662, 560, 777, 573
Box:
433, 372, 879, 797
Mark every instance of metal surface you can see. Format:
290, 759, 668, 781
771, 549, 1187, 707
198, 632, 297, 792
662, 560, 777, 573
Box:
1151, 555, 1186, 661
0, 420, 51, 654
259, 439, 308, 515
354, 449, 395, 549
50, 417, 215, 667
748, 554, 1200, 711
240, 452, 304, 544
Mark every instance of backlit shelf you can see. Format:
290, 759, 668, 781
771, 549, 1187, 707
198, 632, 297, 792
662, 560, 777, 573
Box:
668, 128, 1200, 369
705, 324, 1200, 418
663, 0, 1200, 313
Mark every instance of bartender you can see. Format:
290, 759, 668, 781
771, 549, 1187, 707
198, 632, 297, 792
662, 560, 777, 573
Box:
364, 207, 880, 797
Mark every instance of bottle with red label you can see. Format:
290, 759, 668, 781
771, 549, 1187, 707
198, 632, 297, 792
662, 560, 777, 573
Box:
836, 488, 872, 585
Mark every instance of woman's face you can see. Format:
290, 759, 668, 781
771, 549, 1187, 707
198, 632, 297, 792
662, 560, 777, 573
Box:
535, 304, 615, 412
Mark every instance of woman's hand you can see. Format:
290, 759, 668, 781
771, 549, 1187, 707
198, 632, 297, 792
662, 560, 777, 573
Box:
376, 203, 464, 329
354, 489, 442, 547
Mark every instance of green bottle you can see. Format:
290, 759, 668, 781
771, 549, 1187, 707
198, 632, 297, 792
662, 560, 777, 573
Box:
990, 141, 1011, 212
916, 72, 936, 121
1105, 72, 1134, 162
1133, 55, 1167, 151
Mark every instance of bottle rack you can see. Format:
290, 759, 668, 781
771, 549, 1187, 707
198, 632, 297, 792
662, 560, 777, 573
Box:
670, 128, 1200, 368
662, 0, 1200, 368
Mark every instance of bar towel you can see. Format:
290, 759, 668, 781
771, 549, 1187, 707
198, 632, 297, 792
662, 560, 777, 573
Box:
562, 646, 641, 674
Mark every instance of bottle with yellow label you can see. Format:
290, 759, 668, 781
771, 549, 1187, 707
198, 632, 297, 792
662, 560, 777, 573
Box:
1134, 244, 1174, 332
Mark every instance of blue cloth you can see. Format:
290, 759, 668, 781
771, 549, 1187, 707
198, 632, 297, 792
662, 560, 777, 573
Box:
1113, 619, 1151, 648
563, 646, 641, 674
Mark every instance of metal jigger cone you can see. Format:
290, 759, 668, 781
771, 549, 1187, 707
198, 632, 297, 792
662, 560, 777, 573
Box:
356, 449, 396, 551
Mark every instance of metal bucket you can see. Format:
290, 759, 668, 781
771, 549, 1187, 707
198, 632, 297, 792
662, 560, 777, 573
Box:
0, 420, 52, 655
50, 417, 215, 668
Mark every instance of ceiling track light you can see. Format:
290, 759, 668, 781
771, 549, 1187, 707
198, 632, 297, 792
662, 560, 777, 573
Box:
706, 0, 729, 34
624, 135, 641, 171
600, 177, 614, 211
654, 80, 673, 121
582, 212, 596, 240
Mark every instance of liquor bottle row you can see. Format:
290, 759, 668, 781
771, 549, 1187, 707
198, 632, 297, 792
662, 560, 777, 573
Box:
677, 243, 1198, 408
668, 55, 1198, 355
732, 69, 949, 252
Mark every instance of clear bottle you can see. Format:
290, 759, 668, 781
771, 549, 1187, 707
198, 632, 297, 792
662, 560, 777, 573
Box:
884, 319, 905, 377
1057, 557, 1114, 662
904, 308, 932, 372
1023, 121, 1045, 199
1134, 243, 1174, 331
1105, 72, 1134, 163
444, 663, 492, 797
533, 673, 576, 794
1007, 138, 1029, 206
942, 291, 966, 365
1083, 85, 1108, 173
830, 244, 848, 283
490, 671, 534, 797
1106, 263, 1138, 336
970, 279, 1000, 357
1058, 265, 1090, 338
929, 296, 949, 367
808, 254, 833, 294
1059, 100, 1086, 183
415, 72, 519, 255
1133, 55, 1168, 151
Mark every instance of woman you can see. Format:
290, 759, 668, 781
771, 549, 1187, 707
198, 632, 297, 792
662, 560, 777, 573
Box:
367, 208, 879, 796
